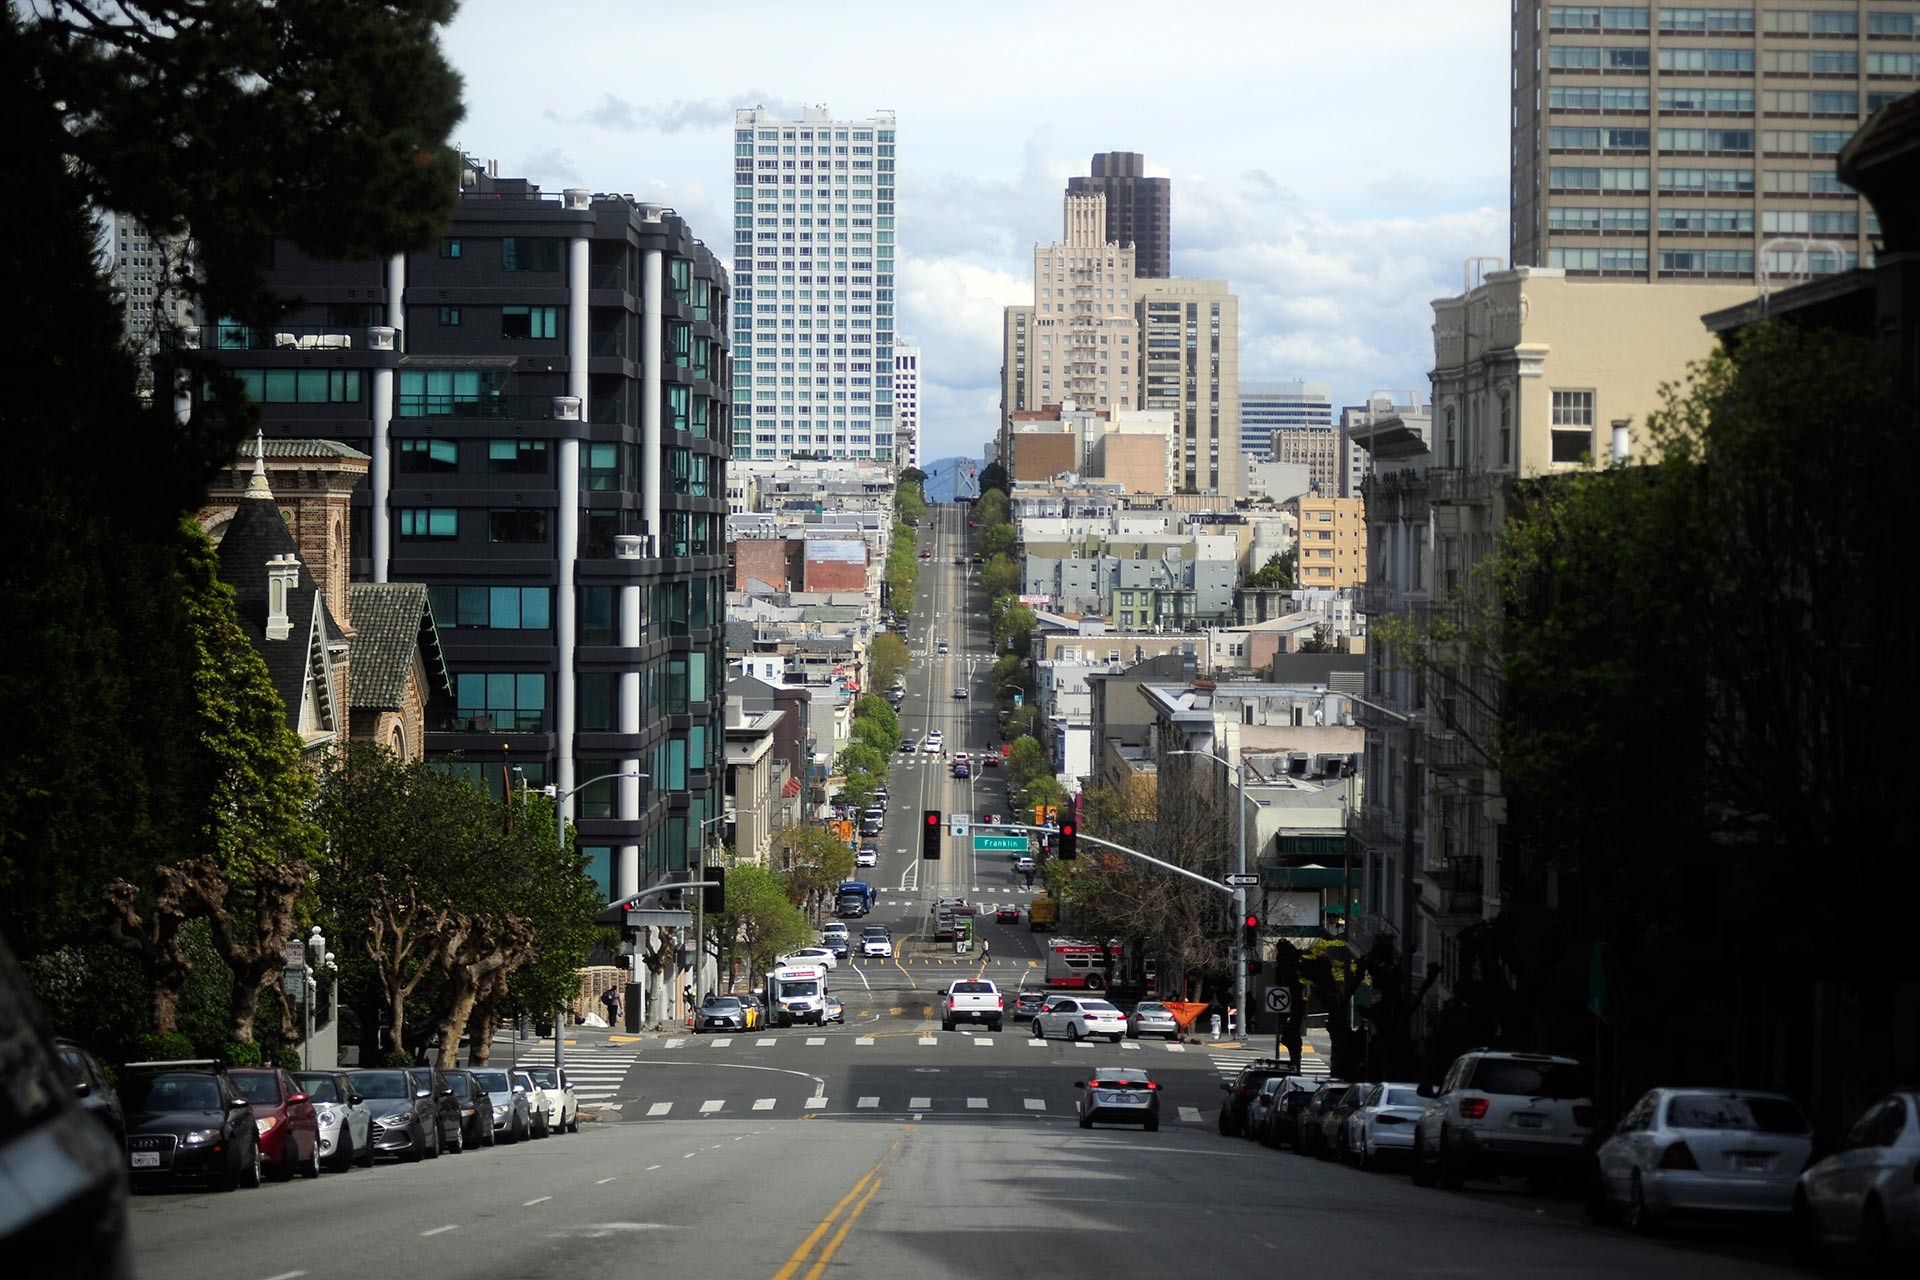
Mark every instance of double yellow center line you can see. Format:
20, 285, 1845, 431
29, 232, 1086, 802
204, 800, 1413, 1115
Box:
770, 1137, 902, 1280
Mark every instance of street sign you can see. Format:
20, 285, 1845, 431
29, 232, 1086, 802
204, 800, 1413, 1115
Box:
282, 939, 305, 971
1264, 987, 1293, 1015
624, 909, 694, 928
951, 813, 970, 836
972, 832, 1027, 852
1224, 873, 1260, 888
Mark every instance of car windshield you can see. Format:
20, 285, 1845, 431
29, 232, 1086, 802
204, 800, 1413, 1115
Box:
293, 1074, 341, 1102
1136, 1003, 1167, 1014
351, 1071, 412, 1099
708, 998, 743, 1011
122, 1073, 221, 1112
1668, 1094, 1809, 1133
524, 1069, 559, 1088
1471, 1060, 1588, 1099
472, 1070, 512, 1093
230, 1073, 283, 1104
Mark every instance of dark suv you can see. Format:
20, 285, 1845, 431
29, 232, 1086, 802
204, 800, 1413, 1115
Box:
1218, 1058, 1293, 1137
120, 1059, 263, 1190
406, 1066, 466, 1155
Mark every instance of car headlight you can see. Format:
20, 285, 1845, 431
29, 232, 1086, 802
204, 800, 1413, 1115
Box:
256, 1116, 279, 1134
182, 1128, 222, 1147
493, 1105, 509, 1119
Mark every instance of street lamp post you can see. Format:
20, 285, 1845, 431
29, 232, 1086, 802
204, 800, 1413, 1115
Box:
693, 813, 727, 1009
546, 771, 648, 1061
303, 926, 330, 1071
1169, 748, 1248, 1043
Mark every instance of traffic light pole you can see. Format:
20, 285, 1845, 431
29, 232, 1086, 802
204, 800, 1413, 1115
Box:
994, 824, 1231, 894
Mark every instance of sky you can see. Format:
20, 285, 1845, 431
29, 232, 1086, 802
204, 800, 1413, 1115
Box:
441, 0, 1512, 464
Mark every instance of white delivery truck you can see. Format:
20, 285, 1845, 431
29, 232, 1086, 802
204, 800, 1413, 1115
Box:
765, 963, 829, 1026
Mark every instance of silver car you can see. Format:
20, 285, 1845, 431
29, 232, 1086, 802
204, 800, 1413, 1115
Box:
470, 1067, 532, 1144
1126, 1001, 1179, 1040
824, 996, 845, 1025
1592, 1088, 1812, 1232
521, 1066, 579, 1135
695, 996, 748, 1033
1076, 1067, 1161, 1131
1033, 996, 1126, 1043
1343, 1082, 1424, 1169
512, 1070, 552, 1138
1794, 1089, 1920, 1266
291, 1070, 372, 1171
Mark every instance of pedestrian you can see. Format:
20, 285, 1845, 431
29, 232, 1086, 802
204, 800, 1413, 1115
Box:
982, 937, 991, 962
600, 985, 621, 1026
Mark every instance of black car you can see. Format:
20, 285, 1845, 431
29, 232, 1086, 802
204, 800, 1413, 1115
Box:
347, 1068, 438, 1162
55, 1037, 125, 1148
0, 931, 137, 1273
119, 1060, 263, 1190
406, 1066, 466, 1155
1257, 1077, 1326, 1150
441, 1069, 495, 1151
1217, 1058, 1293, 1137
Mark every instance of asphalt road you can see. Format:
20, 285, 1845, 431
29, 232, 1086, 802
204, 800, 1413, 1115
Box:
122, 507, 1815, 1278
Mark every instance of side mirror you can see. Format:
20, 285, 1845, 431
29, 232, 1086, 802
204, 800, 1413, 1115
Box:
415, 1089, 432, 1100
512, 1085, 526, 1094
286, 1092, 309, 1106
348, 1094, 363, 1107
74, 1080, 93, 1098
228, 1097, 252, 1110
1416, 1083, 1437, 1099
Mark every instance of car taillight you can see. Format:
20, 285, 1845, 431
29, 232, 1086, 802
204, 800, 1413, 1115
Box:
1573, 1105, 1595, 1127
1458, 1097, 1490, 1120
997, 996, 1004, 1008
1146, 1082, 1158, 1091
1657, 1141, 1698, 1171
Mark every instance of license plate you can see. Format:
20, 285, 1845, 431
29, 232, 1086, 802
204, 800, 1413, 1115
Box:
1100, 1092, 1141, 1103
1514, 1114, 1545, 1128
130, 1151, 161, 1169
1737, 1155, 1769, 1172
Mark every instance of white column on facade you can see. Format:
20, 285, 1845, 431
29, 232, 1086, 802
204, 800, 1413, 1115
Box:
615, 533, 646, 898
367, 254, 406, 583
639, 206, 665, 554
557, 198, 592, 827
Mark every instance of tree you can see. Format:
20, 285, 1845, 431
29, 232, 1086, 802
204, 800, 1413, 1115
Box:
1004, 738, 1051, 799
992, 603, 1036, 658
980, 555, 1020, 605
771, 825, 856, 923
1246, 553, 1293, 590
894, 477, 927, 526
975, 489, 1010, 528
869, 633, 910, 691
991, 653, 1026, 700
710, 864, 811, 987
851, 694, 901, 749
835, 742, 890, 811
1297, 624, 1333, 654
980, 523, 1015, 559
977, 460, 1009, 497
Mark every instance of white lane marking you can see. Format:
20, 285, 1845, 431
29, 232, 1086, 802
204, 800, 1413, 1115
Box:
699, 1099, 724, 1113
646, 1164, 663, 1171
595, 1177, 617, 1185
1024, 1098, 1046, 1111
523, 1196, 552, 1206
665, 1038, 686, 1048
683, 1152, 697, 1159
968, 1097, 988, 1109
919, 1035, 937, 1046
756, 1038, 776, 1047
974, 1037, 994, 1046
909, 1096, 931, 1109
260, 1273, 307, 1280
1179, 1107, 1203, 1124
857, 1097, 879, 1108
1121, 1042, 1140, 1051
710, 1038, 733, 1048
1028, 1038, 1046, 1047
856, 1036, 875, 1046
805, 1096, 827, 1109
752, 1098, 776, 1111
806, 1037, 827, 1046
1074, 1042, 1094, 1049
1165, 1044, 1187, 1053
421, 1225, 459, 1237
647, 1102, 673, 1117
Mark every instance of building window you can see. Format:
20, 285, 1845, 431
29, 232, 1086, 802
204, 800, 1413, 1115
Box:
437, 306, 461, 326
502, 306, 559, 339
582, 442, 619, 491
438, 238, 461, 259
576, 674, 616, 733
398, 507, 457, 539
500, 238, 561, 272
454, 672, 547, 732
488, 440, 548, 474
397, 439, 459, 472
1498, 391, 1512, 467
1550, 391, 1596, 463
488, 510, 549, 543
427, 585, 552, 630
224, 369, 363, 404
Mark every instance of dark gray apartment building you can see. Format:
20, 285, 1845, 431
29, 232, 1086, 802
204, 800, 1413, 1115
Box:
1067, 151, 1172, 277
196, 166, 730, 903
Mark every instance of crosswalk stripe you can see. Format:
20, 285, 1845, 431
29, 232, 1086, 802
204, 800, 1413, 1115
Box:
805, 1097, 827, 1109
967, 1097, 987, 1109
973, 1037, 994, 1046
919, 1035, 937, 1046
699, 1099, 724, 1114
857, 1097, 879, 1109
1178, 1107, 1202, 1124
710, 1038, 733, 1048
752, 1098, 776, 1111
664, 1038, 686, 1049
647, 1102, 672, 1117
1028, 1038, 1045, 1047
756, 1038, 776, 1047
1120, 1042, 1140, 1051
806, 1037, 826, 1046
910, 1096, 931, 1109
856, 1037, 875, 1046
1024, 1098, 1045, 1111
1165, 1044, 1187, 1053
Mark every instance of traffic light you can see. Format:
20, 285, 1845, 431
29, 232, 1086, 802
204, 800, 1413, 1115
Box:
1058, 819, 1078, 860
1243, 913, 1261, 951
704, 865, 725, 914
922, 810, 942, 860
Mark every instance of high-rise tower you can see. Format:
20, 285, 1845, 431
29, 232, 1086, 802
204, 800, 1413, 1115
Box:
1067, 151, 1172, 278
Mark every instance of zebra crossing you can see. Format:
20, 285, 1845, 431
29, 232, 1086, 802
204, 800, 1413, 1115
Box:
650, 1032, 1219, 1053
1204, 1036, 1333, 1082
626, 1094, 1211, 1122
554, 1047, 640, 1111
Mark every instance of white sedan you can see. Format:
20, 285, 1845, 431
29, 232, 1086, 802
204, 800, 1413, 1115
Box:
922, 736, 942, 754
776, 947, 837, 971
861, 935, 894, 958
1032, 996, 1127, 1043
521, 1066, 580, 1135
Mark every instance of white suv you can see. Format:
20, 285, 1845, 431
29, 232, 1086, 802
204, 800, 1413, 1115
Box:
1410, 1049, 1595, 1189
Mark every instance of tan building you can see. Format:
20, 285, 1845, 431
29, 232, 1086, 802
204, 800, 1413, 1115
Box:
1134, 277, 1240, 495
1281, 494, 1367, 589
1092, 422, 1176, 495
1009, 423, 1080, 481
1268, 420, 1339, 497
1511, 1, 1919, 281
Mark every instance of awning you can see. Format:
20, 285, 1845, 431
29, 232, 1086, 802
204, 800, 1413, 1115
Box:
1263, 867, 1364, 891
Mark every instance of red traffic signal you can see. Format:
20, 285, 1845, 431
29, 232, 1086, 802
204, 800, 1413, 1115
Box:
1244, 913, 1260, 930
921, 810, 942, 860
1058, 819, 1077, 859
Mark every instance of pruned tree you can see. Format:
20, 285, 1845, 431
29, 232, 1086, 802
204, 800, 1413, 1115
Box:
434, 912, 536, 1070
101, 865, 199, 1038
179, 857, 308, 1048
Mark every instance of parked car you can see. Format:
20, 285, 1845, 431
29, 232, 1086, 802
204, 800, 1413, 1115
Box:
1793, 1089, 1920, 1266
1411, 1049, 1595, 1189
1011, 990, 1048, 1021
1076, 1067, 1162, 1131
1303, 1082, 1362, 1159
1217, 1059, 1294, 1138
348, 1068, 435, 1162
229, 1067, 322, 1180
0, 931, 137, 1272
444, 1069, 497, 1150
119, 1059, 263, 1191
1245, 1076, 1289, 1144
1032, 996, 1126, 1043
1343, 1082, 1425, 1169
1126, 1001, 1180, 1040
522, 1067, 580, 1135
824, 996, 846, 1025
513, 1070, 552, 1138
469, 1067, 532, 1144
54, 1038, 125, 1148
696, 996, 749, 1034
736, 992, 770, 1028
1589, 1087, 1813, 1234
292, 1069, 374, 1170
1256, 1077, 1325, 1149
406, 1065, 465, 1154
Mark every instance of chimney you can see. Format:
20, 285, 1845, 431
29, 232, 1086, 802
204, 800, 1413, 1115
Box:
726, 697, 746, 731
265, 553, 300, 641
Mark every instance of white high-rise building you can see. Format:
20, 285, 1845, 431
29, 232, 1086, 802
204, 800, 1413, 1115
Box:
109, 214, 194, 397
894, 340, 921, 471
731, 105, 898, 462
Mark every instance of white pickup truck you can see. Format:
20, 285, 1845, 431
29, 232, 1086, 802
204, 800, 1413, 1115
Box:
939, 979, 1004, 1032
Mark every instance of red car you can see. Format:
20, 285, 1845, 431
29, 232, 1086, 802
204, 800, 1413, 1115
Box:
996, 906, 1020, 924
228, 1067, 321, 1181
919, 550, 932, 559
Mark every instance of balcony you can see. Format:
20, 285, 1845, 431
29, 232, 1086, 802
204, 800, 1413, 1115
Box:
1355, 582, 1396, 615
192, 323, 369, 352
398, 394, 561, 421
1425, 730, 1481, 774
1424, 857, 1486, 921
1427, 467, 1500, 506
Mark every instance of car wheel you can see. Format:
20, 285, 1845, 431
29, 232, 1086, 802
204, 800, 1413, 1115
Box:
358, 1131, 375, 1167
1259, 1119, 1278, 1149
1357, 1138, 1374, 1172
448, 1120, 464, 1155
301, 1134, 322, 1179
1410, 1128, 1436, 1187
1435, 1129, 1462, 1190
1790, 1191, 1827, 1263
1067, 1023, 1081, 1042
989, 1021, 1002, 1034
941, 1019, 952, 1032
1623, 1172, 1658, 1234
1586, 1160, 1620, 1225
425, 1123, 441, 1159
242, 1136, 263, 1188
1079, 1113, 1092, 1130
331, 1128, 354, 1172
1145, 1116, 1159, 1133
267, 1143, 294, 1182
1339, 1131, 1352, 1166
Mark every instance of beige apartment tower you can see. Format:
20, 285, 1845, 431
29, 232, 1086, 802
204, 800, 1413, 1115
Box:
1281, 494, 1367, 589
1133, 277, 1240, 495
1511, 2, 1919, 280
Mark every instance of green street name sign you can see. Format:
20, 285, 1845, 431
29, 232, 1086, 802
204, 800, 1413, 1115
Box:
972, 832, 1028, 852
